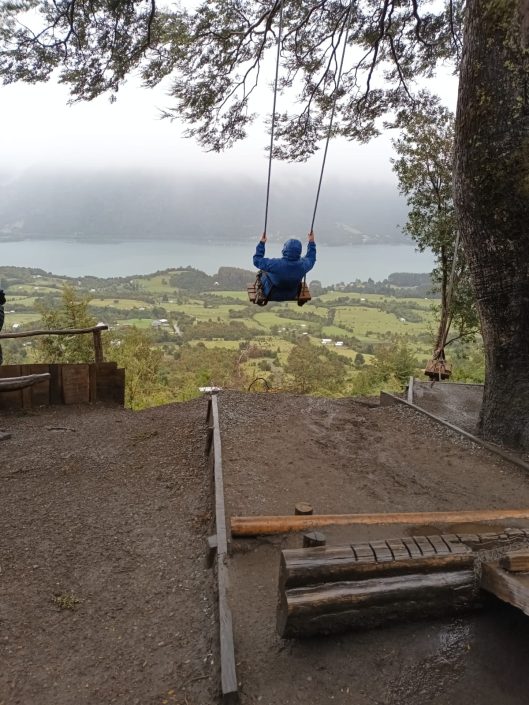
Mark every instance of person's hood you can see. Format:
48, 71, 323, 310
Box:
282, 239, 302, 260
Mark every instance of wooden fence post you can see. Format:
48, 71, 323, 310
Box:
93, 329, 104, 363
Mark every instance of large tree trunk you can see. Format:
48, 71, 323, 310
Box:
454, 1, 529, 449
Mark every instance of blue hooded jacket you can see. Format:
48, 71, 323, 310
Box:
253, 238, 316, 301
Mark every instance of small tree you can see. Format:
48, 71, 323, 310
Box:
108, 327, 165, 409
36, 284, 97, 363
391, 93, 479, 348
286, 338, 347, 395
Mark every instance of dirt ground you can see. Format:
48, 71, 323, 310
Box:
219, 391, 529, 705
4, 389, 529, 705
0, 400, 217, 705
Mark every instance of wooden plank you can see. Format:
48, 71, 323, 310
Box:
403, 537, 423, 559
210, 394, 239, 703
230, 510, 529, 537
211, 395, 229, 556
428, 535, 451, 555
93, 362, 125, 405
352, 543, 375, 562
0, 366, 22, 410
481, 561, 529, 616
386, 538, 411, 560
370, 540, 393, 563
500, 552, 529, 573
61, 364, 90, 404
49, 364, 62, 405
380, 391, 529, 475
414, 536, 436, 557
218, 558, 239, 703
23, 365, 50, 407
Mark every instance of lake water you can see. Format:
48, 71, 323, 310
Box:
0, 239, 435, 286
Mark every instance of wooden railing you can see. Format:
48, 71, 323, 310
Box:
0, 323, 108, 363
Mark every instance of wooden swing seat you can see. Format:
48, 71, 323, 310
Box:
247, 281, 311, 307
424, 358, 452, 381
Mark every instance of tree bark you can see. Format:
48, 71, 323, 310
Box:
454, 0, 529, 448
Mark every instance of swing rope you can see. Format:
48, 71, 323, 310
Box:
436, 229, 462, 356
263, 0, 284, 237
310, 1, 355, 233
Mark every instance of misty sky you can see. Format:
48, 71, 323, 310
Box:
0, 19, 458, 190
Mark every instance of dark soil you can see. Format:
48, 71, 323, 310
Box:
4, 389, 529, 705
0, 400, 216, 705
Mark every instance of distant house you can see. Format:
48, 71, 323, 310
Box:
335, 341, 344, 347
321, 338, 332, 345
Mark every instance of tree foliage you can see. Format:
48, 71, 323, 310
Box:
286, 337, 347, 394
107, 326, 166, 409
0, 1, 463, 156
35, 283, 97, 363
390, 92, 479, 346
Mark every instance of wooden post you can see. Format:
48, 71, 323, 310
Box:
295, 502, 313, 516
303, 532, 326, 548
93, 329, 104, 363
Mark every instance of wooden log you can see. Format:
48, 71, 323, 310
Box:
499, 552, 529, 573
280, 541, 473, 590
303, 531, 326, 548
231, 509, 529, 537
0, 323, 108, 340
0, 373, 50, 392
278, 559, 478, 638
295, 502, 313, 516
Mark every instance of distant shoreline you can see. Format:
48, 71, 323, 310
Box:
0, 236, 411, 247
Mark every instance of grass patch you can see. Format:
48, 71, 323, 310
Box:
53, 593, 81, 610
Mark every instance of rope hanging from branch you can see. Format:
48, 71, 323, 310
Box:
263, 0, 284, 237
310, 1, 355, 232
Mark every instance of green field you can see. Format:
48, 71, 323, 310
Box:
1, 264, 468, 406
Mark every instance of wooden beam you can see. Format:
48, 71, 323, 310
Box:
231, 510, 529, 537
210, 394, 239, 704
500, 552, 529, 573
481, 561, 529, 616
0, 323, 108, 340
379, 391, 529, 474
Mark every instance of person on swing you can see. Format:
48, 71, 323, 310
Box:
253, 230, 316, 304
